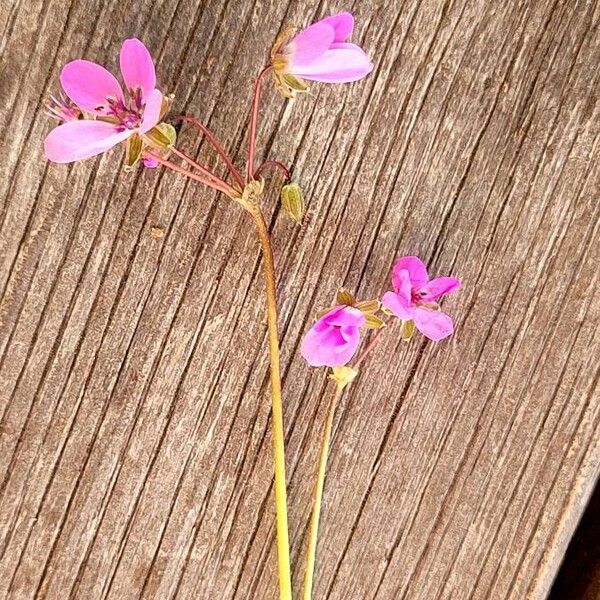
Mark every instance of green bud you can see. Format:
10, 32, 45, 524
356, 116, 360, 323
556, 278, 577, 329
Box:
280, 183, 305, 223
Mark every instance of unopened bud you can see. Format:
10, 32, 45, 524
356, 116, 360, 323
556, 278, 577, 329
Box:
280, 183, 305, 223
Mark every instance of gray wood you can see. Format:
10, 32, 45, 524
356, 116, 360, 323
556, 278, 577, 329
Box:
0, 0, 598, 598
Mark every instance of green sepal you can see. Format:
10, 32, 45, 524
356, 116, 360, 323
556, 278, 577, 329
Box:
282, 73, 309, 93
329, 366, 358, 389
355, 299, 381, 314
124, 133, 142, 171
364, 314, 385, 329
144, 122, 177, 149
336, 288, 355, 306
400, 319, 415, 342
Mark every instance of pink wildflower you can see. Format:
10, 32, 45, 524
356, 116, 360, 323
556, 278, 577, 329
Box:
44, 39, 163, 163
271, 12, 373, 95
382, 256, 461, 341
301, 305, 365, 367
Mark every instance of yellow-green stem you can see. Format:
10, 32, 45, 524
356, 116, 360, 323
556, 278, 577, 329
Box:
302, 384, 344, 600
302, 327, 387, 599
248, 204, 293, 600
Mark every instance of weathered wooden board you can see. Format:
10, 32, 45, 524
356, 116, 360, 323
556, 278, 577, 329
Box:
0, 0, 599, 598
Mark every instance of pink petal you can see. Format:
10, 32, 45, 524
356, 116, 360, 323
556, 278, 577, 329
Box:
301, 305, 364, 367
120, 38, 156, 97
289, 21, 335, 67
321, 12, 354, 42
324, 305, 366, 328
306, 323, 360, 366
300, 326, 342, 366
419, 276, 461, 301
412, 307, 454, 341
139, 88, 163, 133
381, 291, 414, 320
44, 120, 131, 163
393, 256, 429, 288
143, 156, 159, 168
290, 43, 373, 83
392, 268, 412, 303
60, 60, 124, 115
333, 326, 361, 364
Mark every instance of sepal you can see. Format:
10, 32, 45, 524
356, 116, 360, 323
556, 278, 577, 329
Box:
355, 299, 380, 314
400, 319, 415, 342
336, 288, 355, 306
144, 122, 177, 149
329, 366, 358, 389
124, 134, 143, 170
160, 94, 175, 119
364, 314, 385, 329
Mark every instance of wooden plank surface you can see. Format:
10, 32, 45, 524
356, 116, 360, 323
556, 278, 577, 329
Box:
1, 0, 599, 598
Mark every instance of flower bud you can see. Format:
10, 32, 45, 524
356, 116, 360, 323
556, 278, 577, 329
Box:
280, 183, 305, 223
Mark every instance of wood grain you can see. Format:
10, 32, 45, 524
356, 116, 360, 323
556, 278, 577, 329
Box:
0, 0, 598, 598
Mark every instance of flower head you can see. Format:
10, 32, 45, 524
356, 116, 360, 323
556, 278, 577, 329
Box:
271, 12, 373, 97
301, 305, 365, 367
382, 256, 460, 341
44, 39, 166, 164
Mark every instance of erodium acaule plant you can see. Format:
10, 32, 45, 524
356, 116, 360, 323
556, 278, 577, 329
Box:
43, 12, 459, 600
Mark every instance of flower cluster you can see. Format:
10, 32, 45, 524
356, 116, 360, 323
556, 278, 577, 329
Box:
301, 256, 461, 368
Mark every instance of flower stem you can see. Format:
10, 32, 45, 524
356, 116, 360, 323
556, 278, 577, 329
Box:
170, 146, 234, 192
247, 66, 272, 183
254, 159, 291, 181
246, 202, 292, 600
143, 150, 236, 197
302, 383, 344, 600
174, 115, 245, 188
302, 326, 388, 600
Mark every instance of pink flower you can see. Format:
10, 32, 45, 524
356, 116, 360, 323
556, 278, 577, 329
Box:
271, 12, 373, 95
44, 39, 163, 163
301, 305, 366, 367
382, 256, 461, 341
